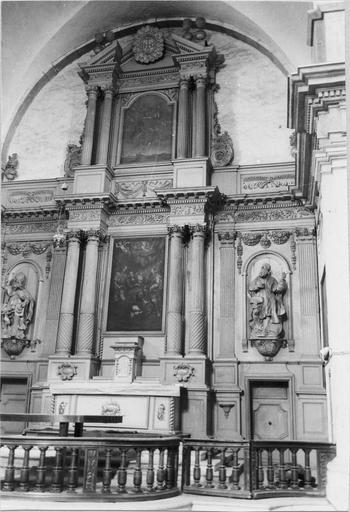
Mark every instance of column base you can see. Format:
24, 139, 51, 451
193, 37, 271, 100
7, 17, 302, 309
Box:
48, 355, 99, 382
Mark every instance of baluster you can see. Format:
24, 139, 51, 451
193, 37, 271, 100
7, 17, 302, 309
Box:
19, 445, 32, 492
182, 446, 191, 487
303, 449, 312, 489
278, 449, 287, 489
193, 447, 201, 487
290, 448, 299, 489
51, 447, 64, 492
67, 448, 79, 492
156, 448, 165, 489
166, 448, 176, 489
133, 448, 142, 493
266, 448, 274, 489
205, 448, 214, 488
102, 448, 113, 494
146, 448, 154, 492
3, 445, 17, 491
117, 449, 127, 493
231, 448, 241, 490
218, 448, 227, 489
257, 448, 264, 489
34, 446, 48, 491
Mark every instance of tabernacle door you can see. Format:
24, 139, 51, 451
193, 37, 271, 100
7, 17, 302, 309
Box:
250, 380, 291, 440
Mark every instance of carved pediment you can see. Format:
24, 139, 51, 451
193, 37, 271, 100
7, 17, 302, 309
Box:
79, 25, 219, 87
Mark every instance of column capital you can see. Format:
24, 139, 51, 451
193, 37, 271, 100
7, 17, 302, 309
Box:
189, 224, 207, 237
85, 84, 99, 96
84, 229, 108, 243
218, 232, 235, 247
179, 77, 190, 88
66, 230, 84, 244
167, 225, 185, 237
101, 84, 116, 96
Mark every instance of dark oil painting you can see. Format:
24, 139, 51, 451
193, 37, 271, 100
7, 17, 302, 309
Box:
121, 94, 173, 164
107, 237, 165, 331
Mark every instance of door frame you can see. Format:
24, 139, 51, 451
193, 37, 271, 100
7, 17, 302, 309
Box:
243, 374, 296, 441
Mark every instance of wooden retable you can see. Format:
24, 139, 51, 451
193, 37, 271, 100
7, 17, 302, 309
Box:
0, 413, 123, 437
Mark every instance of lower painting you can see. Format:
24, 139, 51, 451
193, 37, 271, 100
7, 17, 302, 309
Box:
107, 237, 165, 331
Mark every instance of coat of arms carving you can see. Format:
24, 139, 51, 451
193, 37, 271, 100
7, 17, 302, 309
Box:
133, 25, 164, 64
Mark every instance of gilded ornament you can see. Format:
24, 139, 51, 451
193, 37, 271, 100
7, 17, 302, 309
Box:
133, 25, 164, 64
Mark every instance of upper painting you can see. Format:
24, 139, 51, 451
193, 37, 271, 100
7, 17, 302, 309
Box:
120, 94, 173, 164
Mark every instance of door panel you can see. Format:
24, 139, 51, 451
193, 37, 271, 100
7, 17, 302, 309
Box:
0, 378, 28, 434
251, 381, 291, 440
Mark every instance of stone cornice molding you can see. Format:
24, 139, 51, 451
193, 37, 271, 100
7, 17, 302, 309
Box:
289, 63, 345, 133
2, 208, 59, 223
56, 193, 117, 212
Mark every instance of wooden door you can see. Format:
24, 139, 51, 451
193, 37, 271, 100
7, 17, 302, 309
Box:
250, 381, 291, 440
0, 377, 28, 434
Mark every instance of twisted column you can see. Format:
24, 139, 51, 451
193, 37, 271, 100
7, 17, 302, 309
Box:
188, 225, 207, 355
177, 78, 190, 158
55, 232, 82, 356
166, 226, 184, 355
194, 77, 207, 157
76, 230, 102, 356
97, 86, 114, 165
81, 85, 98, 165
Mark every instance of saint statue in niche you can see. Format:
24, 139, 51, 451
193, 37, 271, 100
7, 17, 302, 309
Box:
248, 263, 287, 339
1, 272, 35, 341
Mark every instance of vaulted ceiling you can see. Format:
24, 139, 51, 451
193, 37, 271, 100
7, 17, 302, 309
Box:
2, 1, 313, 142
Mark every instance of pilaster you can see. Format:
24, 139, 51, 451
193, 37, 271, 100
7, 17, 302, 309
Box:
81, 85, 98, 166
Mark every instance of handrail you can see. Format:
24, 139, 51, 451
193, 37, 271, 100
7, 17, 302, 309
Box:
1, 434, 180, 448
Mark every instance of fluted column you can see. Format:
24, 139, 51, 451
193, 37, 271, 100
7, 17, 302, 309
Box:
55, 232, 82, 356
194, 77, 206, 157
81, 85, 98, 165
166, 226, 184, 355
188, 225, 206, 355
76, 230, 101, 356
177, 78, 190, 158
97, 86, 114, 165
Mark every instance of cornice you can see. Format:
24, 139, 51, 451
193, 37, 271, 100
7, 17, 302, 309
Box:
56, 193, 117, 211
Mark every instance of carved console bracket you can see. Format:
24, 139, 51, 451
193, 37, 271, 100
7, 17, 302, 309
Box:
218, 403, 235, 419
251, 338, 288, 361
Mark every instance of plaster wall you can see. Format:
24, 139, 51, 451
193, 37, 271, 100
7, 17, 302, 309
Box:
316, 151, 350, 511
8, 32, 292, 180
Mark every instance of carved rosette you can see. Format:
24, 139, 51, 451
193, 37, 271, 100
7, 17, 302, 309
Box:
57, 362, 77, 380
133, 25, 164, 64
101, 401, 121, 416
173, 363, 195, 382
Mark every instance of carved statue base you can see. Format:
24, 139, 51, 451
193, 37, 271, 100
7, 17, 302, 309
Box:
251, 338, 287, 361
1, 337, 29, 359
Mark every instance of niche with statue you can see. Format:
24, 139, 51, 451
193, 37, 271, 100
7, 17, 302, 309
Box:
1, 263, 38, 359
246, 254, 291, 360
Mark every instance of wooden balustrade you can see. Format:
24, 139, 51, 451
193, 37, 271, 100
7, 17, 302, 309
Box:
1, 435, 180, 501
1, 435, 336, 501
182, 439, 336, 499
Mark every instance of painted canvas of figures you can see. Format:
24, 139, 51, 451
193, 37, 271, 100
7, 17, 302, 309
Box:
121, 94, 173, 164
107, 237, 165, 331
